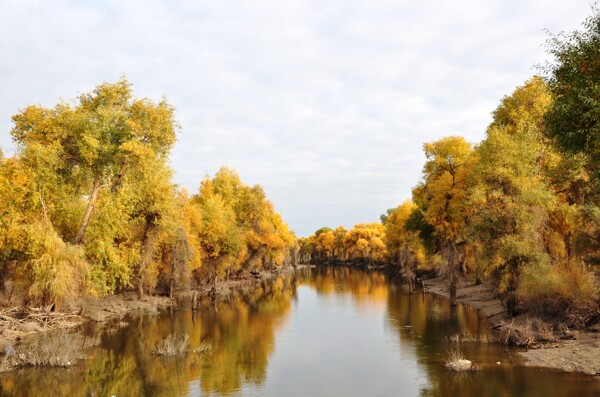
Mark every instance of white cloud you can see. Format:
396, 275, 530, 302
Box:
0, 0, 593, 236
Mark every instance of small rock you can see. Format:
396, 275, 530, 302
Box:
447, 359, 473, 372
496, 361, 501, 365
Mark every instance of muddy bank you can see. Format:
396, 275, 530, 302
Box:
0, 294, 171, 352
0, 267, 297, 352
422, 275, 600, 376
422, 275, 510, 328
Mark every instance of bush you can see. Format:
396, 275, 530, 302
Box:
20, 222, 91, 307
517, 260, 598, 325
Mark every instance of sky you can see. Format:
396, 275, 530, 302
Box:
0, 0, 594, 237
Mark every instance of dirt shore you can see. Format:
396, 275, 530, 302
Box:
0, 267, 297, 351
422, 275, 600, 376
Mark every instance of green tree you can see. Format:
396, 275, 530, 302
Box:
544, 9, 600, 189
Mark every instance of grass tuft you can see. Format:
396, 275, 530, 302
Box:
0, 331, 99, 372
444, 349, 480, 372
153, 333, 211, 356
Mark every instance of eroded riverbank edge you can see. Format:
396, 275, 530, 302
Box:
422, 275, 600, 376
0, 266, 299, 353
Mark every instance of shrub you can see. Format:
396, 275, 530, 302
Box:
20, 222, 90, 307
517, 260, 598, 325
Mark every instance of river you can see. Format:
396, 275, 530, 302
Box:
1, 267, 599, 396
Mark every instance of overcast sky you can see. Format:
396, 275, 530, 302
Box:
0, 1, 594, 236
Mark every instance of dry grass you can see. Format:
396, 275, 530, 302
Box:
446, 332, 498, 344
153, 333, 211, 356
504, 317, 558, 347
0, 331, 99, 372
517, 260, 599, 327
0, 306, 83, 329
444, 349, 480, 372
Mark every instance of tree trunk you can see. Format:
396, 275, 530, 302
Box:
449, 270, 457, 306
449, 242, 457, 306
73, 161, 127, 245
137, 219, 156, 298
192, 290, 198, 310
72, 178, 102, 244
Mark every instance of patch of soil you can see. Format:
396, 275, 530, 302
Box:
520, 333, 600, 375
422, 275, 509, 328
0, 293, 173, 351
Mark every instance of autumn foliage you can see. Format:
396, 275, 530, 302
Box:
300, 223, 387, 266
299, 11, 600, 324
0, 80, 295, 306
381, 75, 599, 323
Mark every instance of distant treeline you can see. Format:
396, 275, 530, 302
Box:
0, 80, 295, 306
301, 10, 600, 326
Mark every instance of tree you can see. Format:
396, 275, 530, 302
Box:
10, 78, 177, 245
332, 226, 348, 261
120, 154, 179, 296
191, 168, 295, 280
315, 230, 335, 261
413, 136, 475, 305
343, 223, 387, 265
468, 78, 558, 314
384, 200, 425, 292
544, 9, 600, 190
0, 156, 36, 295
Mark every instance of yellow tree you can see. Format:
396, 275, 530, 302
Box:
343, 223, 387, 265
315, 230, 335, 262
383, 200, 425, 292
118, 154, 179, 296
10, 79, 177, 245
468, 78, 552, 283
333, 226, 348, 262
191, 167, 295, 280
413, 136, 475, 305
176, 188, 203, 282
0, 153, 93, 305
194, 178, 241, 283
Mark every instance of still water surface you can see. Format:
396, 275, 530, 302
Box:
1, 267, 599, 396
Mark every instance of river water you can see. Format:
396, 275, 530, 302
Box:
1, 267, 599, 396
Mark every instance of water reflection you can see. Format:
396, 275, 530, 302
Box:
1, 267, 599, 397
0, 276, 296, 397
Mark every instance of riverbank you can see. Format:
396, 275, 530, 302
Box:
422, 275, 600, 376
0, 266, 297, 352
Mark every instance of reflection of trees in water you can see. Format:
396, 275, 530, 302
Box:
3, 269, 597, 397
385, 282, 599, 397
0, 276, 297, 397
298, 267, 390, 304
385, 286, 517, 397
196, 277, 296, 395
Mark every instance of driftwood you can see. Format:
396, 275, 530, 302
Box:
0, 307, 82, 328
